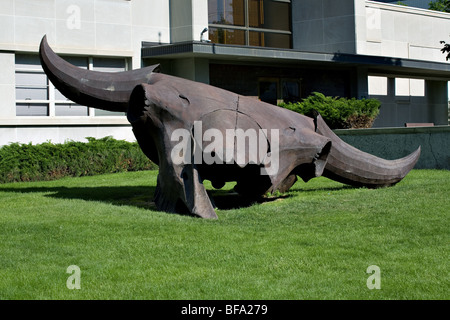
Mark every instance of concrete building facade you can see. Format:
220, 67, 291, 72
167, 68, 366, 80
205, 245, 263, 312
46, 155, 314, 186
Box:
0, 0, 449, 146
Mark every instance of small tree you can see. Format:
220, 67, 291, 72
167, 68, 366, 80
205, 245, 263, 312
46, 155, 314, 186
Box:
428, 0, 450, 12
431, 1, 450, 60
441, 41, 450, 60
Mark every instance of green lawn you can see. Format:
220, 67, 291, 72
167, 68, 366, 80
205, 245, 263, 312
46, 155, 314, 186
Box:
0, 169, 448, 300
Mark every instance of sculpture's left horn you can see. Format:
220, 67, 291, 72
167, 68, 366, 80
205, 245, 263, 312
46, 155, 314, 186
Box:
39, 35, 160, 112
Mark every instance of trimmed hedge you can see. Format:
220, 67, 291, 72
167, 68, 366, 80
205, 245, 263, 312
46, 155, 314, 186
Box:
279, 92, 381, 129
0, 137, 157, 183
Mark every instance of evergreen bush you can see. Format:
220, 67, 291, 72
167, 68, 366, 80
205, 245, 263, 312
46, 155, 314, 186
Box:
0, 137, 157, 183
279, 92, 381, 129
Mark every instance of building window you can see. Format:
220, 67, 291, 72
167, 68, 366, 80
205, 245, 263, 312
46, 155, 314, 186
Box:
258, 77, 300, 105
15, 55, 50, 116
15, 54, 128, 117
368, 76, 388, 96
395, 78, 425, 97
208, 0, 292, 49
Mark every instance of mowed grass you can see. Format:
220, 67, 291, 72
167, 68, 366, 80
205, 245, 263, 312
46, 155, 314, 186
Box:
0, 169, 448, 300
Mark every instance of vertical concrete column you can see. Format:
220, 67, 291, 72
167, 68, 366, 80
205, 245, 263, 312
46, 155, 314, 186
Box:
0, 53, 16, 119
170, 0, 193, 43
191, 0, 209, 42
386, 77, 399, 125
192, 58, 210, 84
354, 0, 367, 54
426, 80, 449, 125
172, 58, 209, 84
355, 67, 369, 99
372, 77, 397, 127
0, 53, 17, 145
170, 0, 208, 43
387, 77, 395, 98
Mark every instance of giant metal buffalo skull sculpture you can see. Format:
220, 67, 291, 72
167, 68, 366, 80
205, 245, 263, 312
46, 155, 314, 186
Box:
39, 36, 420, 219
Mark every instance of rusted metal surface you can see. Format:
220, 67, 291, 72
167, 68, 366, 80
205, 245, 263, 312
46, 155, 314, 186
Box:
39, 36, 420, 219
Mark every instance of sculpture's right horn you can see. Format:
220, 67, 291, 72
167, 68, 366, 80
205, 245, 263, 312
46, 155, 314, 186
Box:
315, 114, 421, 188
39, 35, 160, 112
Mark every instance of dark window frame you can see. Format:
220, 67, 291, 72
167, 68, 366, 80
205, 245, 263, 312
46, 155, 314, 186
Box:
208, 0, 292, 49
258, 77, 302, 105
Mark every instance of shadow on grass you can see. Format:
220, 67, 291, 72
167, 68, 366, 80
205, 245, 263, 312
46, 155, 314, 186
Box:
290, 185, 355, 194
210, 191, 292, 210
0, 186, 159, 210
0, 185, 302, 212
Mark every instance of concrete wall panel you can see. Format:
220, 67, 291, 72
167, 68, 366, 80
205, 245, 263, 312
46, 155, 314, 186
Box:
336, 126, 450, 169
292, 0, 357, 53
359, 1, 450, 62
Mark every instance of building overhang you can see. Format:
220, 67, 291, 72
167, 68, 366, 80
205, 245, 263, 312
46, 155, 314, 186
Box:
142, 41, 450, 81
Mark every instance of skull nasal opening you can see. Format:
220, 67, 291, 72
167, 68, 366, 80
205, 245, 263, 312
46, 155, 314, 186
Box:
127, 84, 151, 124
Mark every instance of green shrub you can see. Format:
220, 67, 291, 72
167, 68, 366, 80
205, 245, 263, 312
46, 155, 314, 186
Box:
0, 137, 157, 183
279, 92, 381, 129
